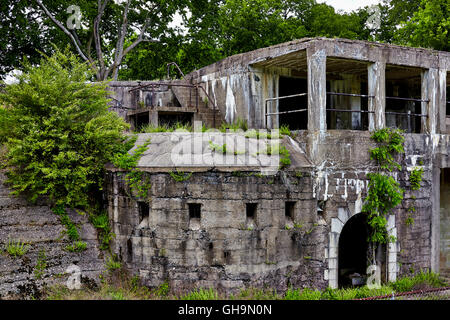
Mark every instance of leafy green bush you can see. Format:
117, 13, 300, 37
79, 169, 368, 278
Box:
0, 47, 130, 210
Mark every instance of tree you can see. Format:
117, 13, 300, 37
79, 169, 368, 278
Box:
397, 0, 449, 51
0, 47, 130, 209
33, 0, 184, 80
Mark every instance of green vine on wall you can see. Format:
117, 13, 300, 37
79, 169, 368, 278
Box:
363, 128, 405, 266
169, 170, 193, 182
112, 137, 152, 200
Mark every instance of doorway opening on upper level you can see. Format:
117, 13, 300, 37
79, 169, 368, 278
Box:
325, 58, 370, 131
446, 71, 450, 133
278, 76, 308, 130
385, 65, 423, 134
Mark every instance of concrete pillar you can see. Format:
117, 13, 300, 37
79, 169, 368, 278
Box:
368, 62, 386, 131
422, 68, 438, 134
307, 48, 327, 132
431, 162, 441, 273
350, 74, 362, 130
438, 69, 447, 133
149, 110, 158, 127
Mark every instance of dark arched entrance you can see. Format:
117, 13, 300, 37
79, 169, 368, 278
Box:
338, 213, 369, 288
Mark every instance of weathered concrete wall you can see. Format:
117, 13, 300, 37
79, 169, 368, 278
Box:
106, 131, 437, 292
0, 172, 105, 299
440, 169, 450, 278
107, 169, 325, 293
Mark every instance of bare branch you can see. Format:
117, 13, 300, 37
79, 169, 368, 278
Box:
34, 0, 90, 63
108, 16, 154, 80
93, 0, 110, 78
110, 0, 132, 80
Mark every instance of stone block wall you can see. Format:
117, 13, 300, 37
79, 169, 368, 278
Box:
0, 172, 105, 299
106, 131, 437, 292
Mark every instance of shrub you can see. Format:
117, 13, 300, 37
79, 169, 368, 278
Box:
0, 47, 130, 210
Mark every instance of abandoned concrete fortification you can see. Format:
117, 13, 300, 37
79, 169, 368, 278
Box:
105, 38, 450, 291
1, 37, 450, 296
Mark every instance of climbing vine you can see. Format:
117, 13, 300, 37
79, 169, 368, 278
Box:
169, 170, 193, 182
363, 128, 405, 265
112, 138, 152, 200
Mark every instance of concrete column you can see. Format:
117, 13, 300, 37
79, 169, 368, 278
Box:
149, 110, 158, 127
431, 162, 441, 273
438, 69, 447, 133
307, 48, 327, 132
422, 68, 438, 134
368, 62, 386, 131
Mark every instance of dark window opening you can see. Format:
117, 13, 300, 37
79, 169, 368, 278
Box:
278, 76, 308, 130
158, 112, 193, 128
138, 201, 149, 224
223, 251, 231, 264
440, 168, 450, 275
338, 214, 371, 288
385, 65, 423, 133
285, 201, 296, 221
326, 58, 369, 131
246, 203, 257, 220
188, 203, 201, 220
135, 113, 149, 131
446, 72, 449, 133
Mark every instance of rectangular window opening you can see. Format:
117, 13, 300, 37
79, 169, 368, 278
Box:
285, 201, 296, 221
278, 76, 308, 130
138, 201, 149, 223
158, 112, 193, 128
385, 65, 423, 133
188, 203, 201, 220
326, 58, 369, 131
246, 203, 257, 220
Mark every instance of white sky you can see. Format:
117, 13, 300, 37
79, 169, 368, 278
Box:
317, 0, 383, 12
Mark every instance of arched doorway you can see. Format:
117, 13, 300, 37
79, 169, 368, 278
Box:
328, 207, 398, 289
338, 213, 369, 288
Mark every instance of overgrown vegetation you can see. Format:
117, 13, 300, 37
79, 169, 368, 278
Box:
112, 139, 152, 200
138, 122, 192, 133
34, 249, 47, 279
4, 239, 30, 258
0, 48, 134, 252
409, 167, 424, 191
169, 170, 193, 182
0, 47, 130, 210
42, 270, 447, 300
89, 212, 114, 251
363, 128, 405, 265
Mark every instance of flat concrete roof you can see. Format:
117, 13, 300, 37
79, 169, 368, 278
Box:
187, 38, 450, 79
106, 132, 313, 172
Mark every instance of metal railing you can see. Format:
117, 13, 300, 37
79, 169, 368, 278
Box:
166, 62, 185, 79
264, 93, 308, 127
128, 81, 219, 128
355, 286, 450, 300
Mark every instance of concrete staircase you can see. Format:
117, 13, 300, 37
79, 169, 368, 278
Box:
171, 83, 224, 129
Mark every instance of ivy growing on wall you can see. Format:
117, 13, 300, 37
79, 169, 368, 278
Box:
363, 128, 405, 265
112, 138, 152, 201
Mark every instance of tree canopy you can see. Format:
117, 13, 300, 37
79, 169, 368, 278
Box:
0, 0, 448, 82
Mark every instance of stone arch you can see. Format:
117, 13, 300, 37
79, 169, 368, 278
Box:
325, 207, 398, 289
